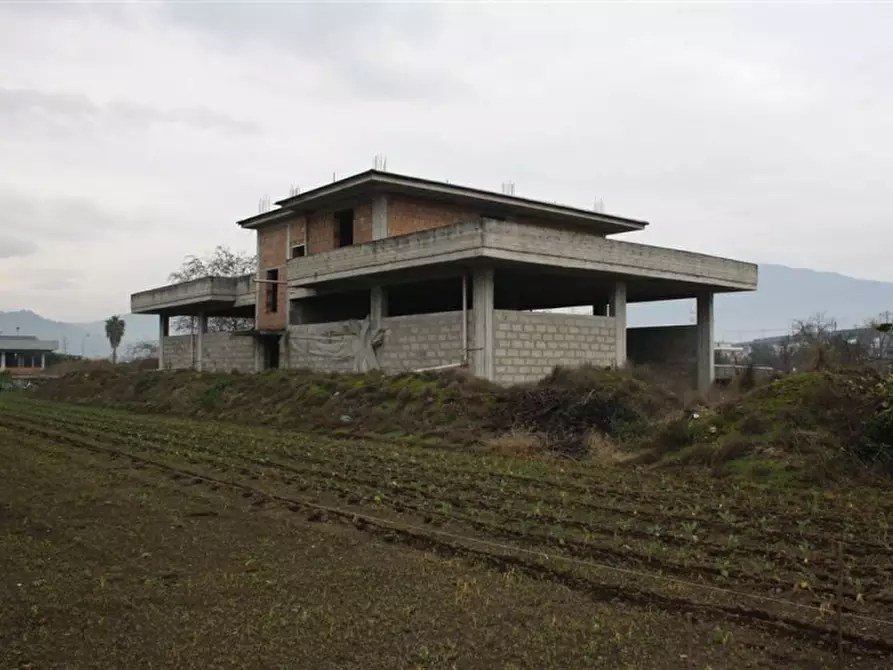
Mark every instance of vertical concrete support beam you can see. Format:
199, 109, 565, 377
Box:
609, 281, 627, 368
370, 285, 388, 331
472, 266, 495, 380
697, 292, 715, 393
372, 195, 388, 240
196, 312, 208, 371
158, 315, 169, 370
41, 353, 46, 369
1, 351, 5, 370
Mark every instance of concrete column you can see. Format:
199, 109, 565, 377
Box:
372, 195, 388, 240
41, 353, 45, 369
196, 312, 208, 371
158, 315, 169, 370
697, 292, 715, 393
1, 353, 5, 370
370, 285, 388, 330
472, 266, 495, 380
609, 281, 627, 368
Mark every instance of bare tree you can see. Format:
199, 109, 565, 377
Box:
168, 246, 256, 333
124, 340, 159, 361
791, 313, 867, 370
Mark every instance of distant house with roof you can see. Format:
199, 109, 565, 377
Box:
0, 335, 59, 376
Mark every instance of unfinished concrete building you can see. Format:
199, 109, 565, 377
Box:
131, 170, 758, 391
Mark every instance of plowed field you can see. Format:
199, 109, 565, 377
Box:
2, 396, 891, 668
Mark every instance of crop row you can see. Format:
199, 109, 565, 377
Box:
4, 397, 892, 616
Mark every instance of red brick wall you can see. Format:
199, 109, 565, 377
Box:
257, 223, 288, 330
354, 203, 373, 244
387, 196, 474, 237
307, 212, 335, 253
289, 217, 307, 251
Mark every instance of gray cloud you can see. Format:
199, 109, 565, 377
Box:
0, 87, 262, 136
0, 187, 143, 241
0, 235, 38, 259
163, 3, 466, 100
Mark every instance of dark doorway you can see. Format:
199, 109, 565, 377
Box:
335, 209, 354, 247
262, 335, 280, 370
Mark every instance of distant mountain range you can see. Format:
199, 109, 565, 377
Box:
0, 310, 157, 358
2, 264, 891, 356
630, 264, 892, 342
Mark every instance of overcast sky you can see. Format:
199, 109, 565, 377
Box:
1, 2, 892, 321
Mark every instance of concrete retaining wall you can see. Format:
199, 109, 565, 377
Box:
493, 310, 616, 384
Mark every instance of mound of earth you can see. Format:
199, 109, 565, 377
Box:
644, 369, 893, 480
33, 365, 679, 453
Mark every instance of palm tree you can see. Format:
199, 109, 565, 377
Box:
105, 316, 126, 364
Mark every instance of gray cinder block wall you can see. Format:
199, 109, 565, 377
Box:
201, 332, 255, 372
288, 311, 470, 374
378, 311, 470, 371
161, 335, 195, 370
162, 333, 255, 372
492, 310, 617, 384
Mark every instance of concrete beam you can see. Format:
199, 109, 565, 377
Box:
610, 281, 627, 368
196, 313, 208, 371
286, 220, 758, 294
370, 285, 388, 331
472, 266, 495, 380
158, 316, 168, 370
697, 292, 715, 393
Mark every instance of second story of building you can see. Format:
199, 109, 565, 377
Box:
236, 169, 651, 329
238, 169, 649, 269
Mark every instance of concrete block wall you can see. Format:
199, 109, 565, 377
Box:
378, 311, 470, 372
201, 332, 256, 373
162, 333, 255, 372
287, 312, 470, 374
493, 310, 616, 384
161, 335, 196, 370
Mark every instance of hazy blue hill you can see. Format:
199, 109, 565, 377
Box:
630, 264, 893, 341
0, 310, 157, 358
4, 263, 891, 356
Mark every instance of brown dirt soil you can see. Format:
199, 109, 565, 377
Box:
2, 396, 892, 668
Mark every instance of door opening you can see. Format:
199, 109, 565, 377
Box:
262, 335, 280, 370
335, 209, 354, 247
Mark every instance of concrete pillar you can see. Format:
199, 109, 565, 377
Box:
697, 292, 715, 393
1, 352, 5, 370
158, 315, 169, 370
196, 313, 208, 371
472, 266, 495, 380
41, 353, 45, 369
609, 281, 627, 368
372, 195, 388, 240
370, 285, 388, 330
